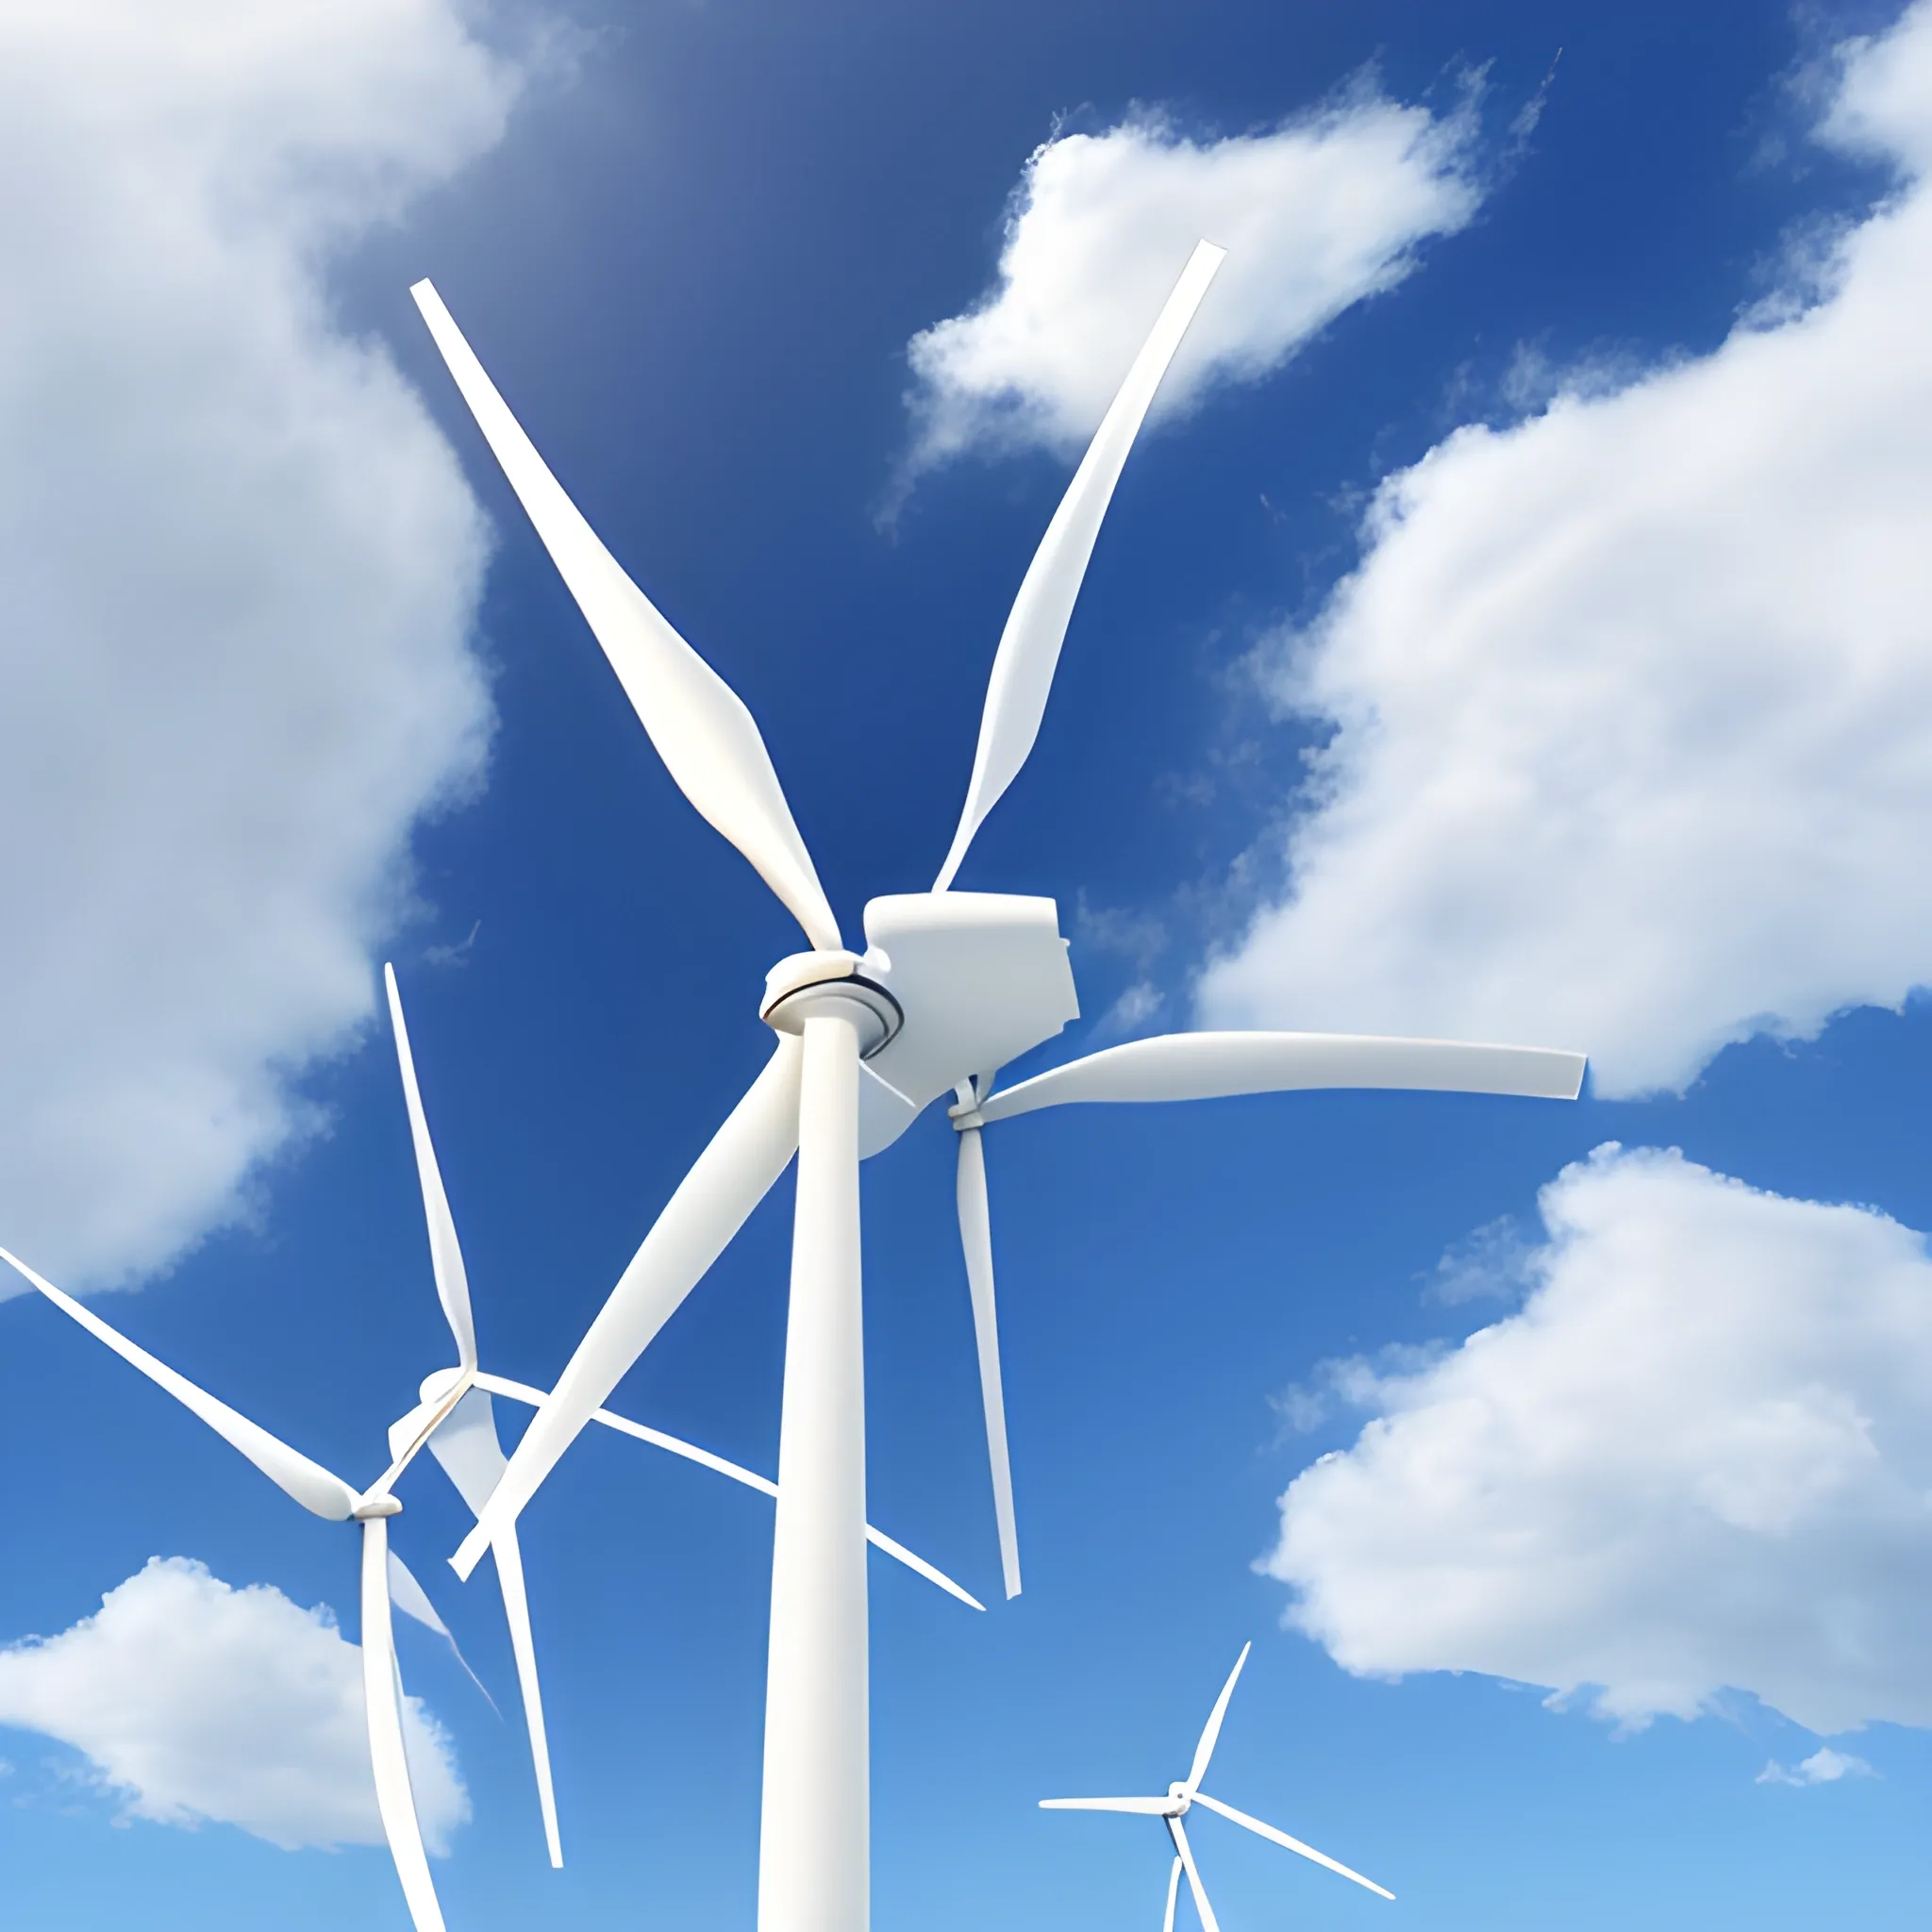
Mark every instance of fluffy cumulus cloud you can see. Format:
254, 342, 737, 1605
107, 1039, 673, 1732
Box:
900, 82, 1480, 475
0, 0, 520, 1289
1267, 1145, 1932, 1736
0, 1557, 466, 1852
1200, 3, 1932, 1097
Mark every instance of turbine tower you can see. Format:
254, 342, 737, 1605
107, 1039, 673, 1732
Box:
409, 242, 1584, 1932
1041, 1642, 1392, 1930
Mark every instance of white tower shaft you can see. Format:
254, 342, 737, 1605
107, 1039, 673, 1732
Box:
759, 1008, 871, 1932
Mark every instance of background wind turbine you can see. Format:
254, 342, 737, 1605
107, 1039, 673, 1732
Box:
1041, 1641, 1393, 1932
376, 966, 983, 1869
410, 239, 1581, 1932
0, 1246, 462, 1932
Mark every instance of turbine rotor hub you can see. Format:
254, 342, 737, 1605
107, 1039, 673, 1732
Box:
1167, 1782, 1191, 1815
760, 949, 903, 1058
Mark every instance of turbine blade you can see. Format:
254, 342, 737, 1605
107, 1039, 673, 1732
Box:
385, 966, 475, 1372
475, 1372, 982, 1608
956, 1123, 1021, 1598
1163, 1854, 1183, 1932
411, 281, 840, 951
1169, 1816, 1222, 1932
1190, 1792, 1393, 1900
1038, 1796, 1175, 1814
933, 241, 1224, 891
387, 1549, 497, 1714
1186, 1642, 1250, 1793
450, 1035, 805, 1580
360, 1517, 449, 1932
0, 1247, 358, 1521
974, 1031, 1587, 1124
490, 1522, 563, 1869
424, 1386, 511, 1521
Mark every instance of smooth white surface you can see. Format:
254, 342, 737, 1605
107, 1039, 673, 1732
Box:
414, 1386, 561, 1866
955, 1125, 1021, 1598
1190, 1791, 1393, 1900
972, 1029, 1586, 1124
1162, 1855, 1182, 1932
454, 1035, 804, 1578
1185, 1643, 1249, 1792
1039, 1796, 1176, 1814
760, 1013, 869, 1932
360, 1516, 447, 1932
0, 1247, 358, 1521
933, 241, 1226, 891
410, 281, 840, 951
489, 1522, 561, 1868
385, 966, 476, 1372
1169, 1815, 1222, 1932
860, 892, 1079, 1136
475, 1373, 983, 1611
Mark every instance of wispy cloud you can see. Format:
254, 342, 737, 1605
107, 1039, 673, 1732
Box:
1199, 1, 1932, 1098
0, 0, 529, 1289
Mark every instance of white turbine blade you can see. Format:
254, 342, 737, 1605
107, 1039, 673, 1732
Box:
0, 1247, 358, 1521
1038, 1796, 1175, 1814
410, 281, 840, 950
425, 1385, 511, 1520
974, 1030, 1587, 1124
360, 1516, 448, 1932
387, 1549, 497, 1714
1168, 1816, 1222, 1932
490, 1522, 563, 1869
860, 1524, 984, 1611
1191, 1792, 1393, 1900
475, 1373, 982, 1610
1186, 1642, 1250, 1793
385, 965, 475, 1372
956, 1122, 1021, 1598
1163, 1854, 1182, 1932
933, 241, 1224, 891
451, 1035, 804, 1580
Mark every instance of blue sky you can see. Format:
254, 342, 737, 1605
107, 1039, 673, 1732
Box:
4, 0, 1932, 1925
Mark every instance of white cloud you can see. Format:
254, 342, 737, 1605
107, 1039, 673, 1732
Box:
0, 1557, 466, 1852
0, 0, 522, 1288
900, 84, 1481, 475
1198, 2, 1932, 1098
1266, 1144, 1932, 1737
1757, 1746, 1877, 1787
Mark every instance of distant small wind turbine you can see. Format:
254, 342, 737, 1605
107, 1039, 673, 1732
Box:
375, 966, 981, 1868
410, 239, 1581, 1932
1041, 1642, 1392, 1932
0, 1246, 466, 1932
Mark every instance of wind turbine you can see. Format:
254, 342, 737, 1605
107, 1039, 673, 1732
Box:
376, 965, 983, 1869
0, 1245, 468, 1932
408, 240, 1584, 1932
1041, 1642, 1392, 1931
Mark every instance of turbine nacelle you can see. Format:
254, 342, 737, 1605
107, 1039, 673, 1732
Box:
758, 893, 1080, 1160
1165, 1781, 1193, 1816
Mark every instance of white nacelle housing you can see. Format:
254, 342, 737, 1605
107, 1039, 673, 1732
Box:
855, 892, 1079, 1158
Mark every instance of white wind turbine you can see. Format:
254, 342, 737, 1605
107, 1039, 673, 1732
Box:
409, 240, 1583, 1932
0, 1246, 468, 1932
376, 963, 983, 1870
1041, 1642, 1392, 1931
